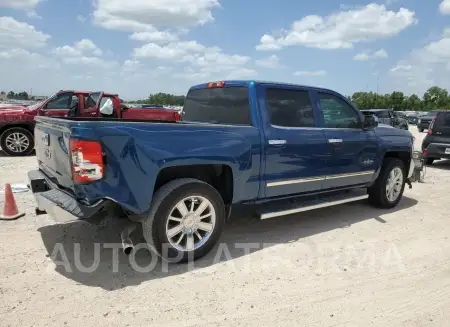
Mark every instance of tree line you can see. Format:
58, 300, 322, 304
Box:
347, 86, 449, 111
132, 92, 185, 106
1, 91, 30, 100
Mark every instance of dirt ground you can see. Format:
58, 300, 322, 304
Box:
1, 127, 450, 327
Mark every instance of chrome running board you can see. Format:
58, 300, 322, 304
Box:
259, 189, 368, 220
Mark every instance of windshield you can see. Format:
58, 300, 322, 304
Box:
26, 101, 45, 110
26, 93, 55, 110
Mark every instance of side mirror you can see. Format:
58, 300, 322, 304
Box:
363, 114, 378, 129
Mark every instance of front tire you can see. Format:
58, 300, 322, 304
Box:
368, 158, 406, 209
142, 178, 226, 263
0, 127, 34, 156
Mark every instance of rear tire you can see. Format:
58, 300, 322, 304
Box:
425, 158, 434, 165
0, 127, 34, 156
142, 178, 226, 263
368, 158, 406, 209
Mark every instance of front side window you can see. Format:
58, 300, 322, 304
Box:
319, 93, 361, 128
45, 93, 72, 110
183, 87, 251, 125
266, 88, 315, 127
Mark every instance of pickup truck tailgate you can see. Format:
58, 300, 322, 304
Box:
34, 119, 74, 191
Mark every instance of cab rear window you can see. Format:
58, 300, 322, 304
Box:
435, 112, 450, 127
183, 87, 251, 125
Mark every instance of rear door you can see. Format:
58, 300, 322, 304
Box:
80, 92, 103, 117
40, 92, 74, 117
260, 85, 329, 198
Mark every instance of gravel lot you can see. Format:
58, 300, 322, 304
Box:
1, 127, 450, 327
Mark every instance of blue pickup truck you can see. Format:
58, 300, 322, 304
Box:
28, 80, 415, 262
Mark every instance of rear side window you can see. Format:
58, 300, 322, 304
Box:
266, 88, 315, 127
183, 87, 251, 125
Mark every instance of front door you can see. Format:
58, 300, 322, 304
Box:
40, 92, 74, 117
314, 91, 378, 189
261, 86, 330, 198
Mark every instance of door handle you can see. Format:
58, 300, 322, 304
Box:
328, 139, 343, 144
268, 139, 287, 145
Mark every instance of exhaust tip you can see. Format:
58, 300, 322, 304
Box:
123, 246, 133, 256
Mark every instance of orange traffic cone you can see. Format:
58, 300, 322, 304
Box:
0, 184, 25, 220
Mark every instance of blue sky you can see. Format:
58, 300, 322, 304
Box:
0, 0, 449, 100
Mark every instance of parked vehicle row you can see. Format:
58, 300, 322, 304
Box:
0, 90, 181, 156
28, 80, 416, 263
360, 109, 409, 130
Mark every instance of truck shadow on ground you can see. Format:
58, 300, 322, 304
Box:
0, 149, 35, 157
38, 196, 418, 291
428, 159, 450, 171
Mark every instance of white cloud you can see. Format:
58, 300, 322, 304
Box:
255, 55, 283, 68
293, 70, 326, 76
389, 28, 450, 93
440, 0, 450, 14
76, 15, 87, 24
54, 39, 103, 57
0, 0, 40, 10
130, 30, 178, 43
93, 0, 220, 32
353, 52, 370, 61
353, 49, 388, 60
53, 39, 117, 68
256, 3, 416, 50
0, 16, 50, 49
390, 65, 412, 72
133, 41, 250, 71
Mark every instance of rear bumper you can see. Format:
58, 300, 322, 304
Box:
423, 143, 450, 159
28, 169, 107, 223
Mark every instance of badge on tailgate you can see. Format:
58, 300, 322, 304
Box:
42, 133, 50, 146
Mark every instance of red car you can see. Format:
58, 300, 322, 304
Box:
0, 90, 180, 156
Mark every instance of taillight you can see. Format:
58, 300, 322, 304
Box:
70, 139, 104, 184
174, 112, 181, 121
428, 118, 435, 135
423, 149, 429, 156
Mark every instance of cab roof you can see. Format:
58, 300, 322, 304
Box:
189, 80, 339, 94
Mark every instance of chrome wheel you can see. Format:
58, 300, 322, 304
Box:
165, 196, 216, 252
5, 132, 30, 153
386, 167, 403, 202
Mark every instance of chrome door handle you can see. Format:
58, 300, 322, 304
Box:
268, 139, 287, 145
328, 139, 343, 144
